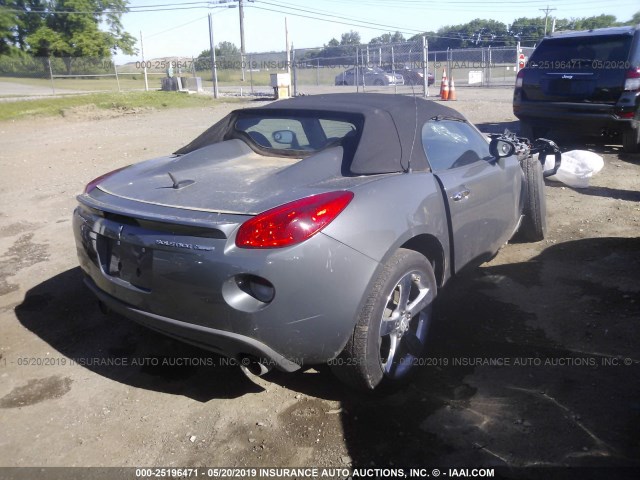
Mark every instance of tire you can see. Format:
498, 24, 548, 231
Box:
373, 78, 384, 86
622, 127, 640, 153
331, 248, 437, 391
517, 156, 547, 242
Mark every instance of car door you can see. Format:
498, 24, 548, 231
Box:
422, 119, 522, 273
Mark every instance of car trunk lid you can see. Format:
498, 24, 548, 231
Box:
95, 139, 373, 215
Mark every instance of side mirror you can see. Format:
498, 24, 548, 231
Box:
490, 138, 515, 158
272, 130, 295, 144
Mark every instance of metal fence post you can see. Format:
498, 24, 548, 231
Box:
47, 57, 55, 95
489, 45, 492, 85
114, 61, 121, 92
208, 13, 219, 98
355, 48, 359, 93
140, 31, 149, 91
423, 36, 428, 97
249, 54, 254, 95
292, 49, 298, 96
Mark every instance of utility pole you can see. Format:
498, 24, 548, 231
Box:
239, 0, 246, 81
208, 13, 219, 98
540, 5, 557, 36
285, 17, 290, 75
140, 31, 149, 91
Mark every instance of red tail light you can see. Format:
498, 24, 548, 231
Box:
515, 69, 525, 88
624, 67, 640, 92
236, 191, 354, 249
83, 166, 129, 194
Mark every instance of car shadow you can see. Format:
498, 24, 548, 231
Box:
14, 267, 263, 401
269, 237, 640, 469
545, 182, 640, 202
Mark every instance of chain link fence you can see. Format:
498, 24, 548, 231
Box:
0, 43, 530, 98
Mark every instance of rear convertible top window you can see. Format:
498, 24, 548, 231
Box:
235, 113, 359, 154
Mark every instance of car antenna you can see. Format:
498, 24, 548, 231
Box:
406, 67, 419, 174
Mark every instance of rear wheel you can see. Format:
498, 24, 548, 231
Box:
517, 156, 547, 242
331, 249, 437, 391
622, 127, 640, 153
373, 78, 385, 86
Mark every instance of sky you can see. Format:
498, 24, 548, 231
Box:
115, 0, 640, 64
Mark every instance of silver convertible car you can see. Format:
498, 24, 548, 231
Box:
73, 94, 559, 390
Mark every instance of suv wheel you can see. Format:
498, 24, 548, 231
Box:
331, 249, 436, 391
517, 156, 547, 242
622, 127, 640, 153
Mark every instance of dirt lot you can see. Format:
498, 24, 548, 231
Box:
0, 88, 639, 478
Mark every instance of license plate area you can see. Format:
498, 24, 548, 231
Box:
100, 236, 153, 291
542, 77, 596, 97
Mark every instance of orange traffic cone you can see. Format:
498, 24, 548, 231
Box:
442, 78, 450, 100
439, 68, 447, 98
448, 78, 457, 101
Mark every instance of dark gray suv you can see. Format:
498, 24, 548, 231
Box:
513, 26, 640, 152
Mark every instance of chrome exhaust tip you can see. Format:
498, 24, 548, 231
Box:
239, 356, 272, 377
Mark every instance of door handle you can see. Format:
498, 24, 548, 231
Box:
452, 188, 470, 202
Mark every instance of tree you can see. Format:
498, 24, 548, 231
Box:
569, 14, 618, 31
369, 31, 405, 45
5, 0, 136, 73
302, 31, 364, 66
626, 11, 640, 25
510, 17, 546, 45
216, 41, 240, 59
197, 41, 240, 68
340, 30, 361, 45
0, 6, 15, 55
410, 19, 512, 50
14, 1, 46, 51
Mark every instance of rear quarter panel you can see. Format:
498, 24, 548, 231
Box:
322, 172, 452, 281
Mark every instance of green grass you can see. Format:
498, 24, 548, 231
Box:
0, 75, 160, 92
0, 90, 241, 122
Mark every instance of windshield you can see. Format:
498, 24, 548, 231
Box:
529, 34, 632, 66
234, 112, 361, 154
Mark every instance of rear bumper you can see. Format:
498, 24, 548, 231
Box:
73, 201, 380, 368
85, 276, 301, 372
513, 97, 639, 134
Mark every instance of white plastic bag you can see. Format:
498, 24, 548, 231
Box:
543, 150, 604, 189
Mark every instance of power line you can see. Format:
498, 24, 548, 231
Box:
249, 3, 558, 43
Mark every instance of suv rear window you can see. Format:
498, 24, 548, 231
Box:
529, 35, 632, 67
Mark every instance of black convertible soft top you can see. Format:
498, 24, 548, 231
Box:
175, 93, 466, 174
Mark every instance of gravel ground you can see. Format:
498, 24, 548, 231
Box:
0, 88, 639, 478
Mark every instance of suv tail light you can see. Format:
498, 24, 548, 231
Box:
83, 166, 129, 194
236, 191, 354, 249
624, 67, 640, 91
515, 69, 525, 88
